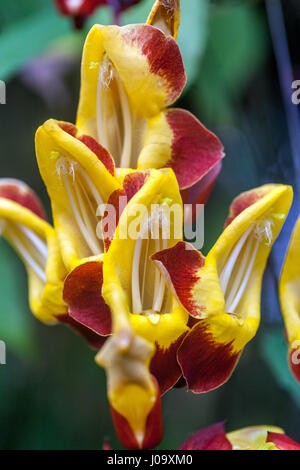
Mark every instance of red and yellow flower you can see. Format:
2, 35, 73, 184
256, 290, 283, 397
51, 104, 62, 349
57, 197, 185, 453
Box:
0, 178, 106, 347
76, 0, 224, 216
279, 215, 300, 384
62, 172, 292, 445
179, 422, 300, 450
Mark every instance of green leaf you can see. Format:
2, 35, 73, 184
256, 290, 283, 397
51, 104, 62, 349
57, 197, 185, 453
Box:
260, 328, 300, 407
0, 240, 36, 358
0, 5, 70, 80
192, 2, 269, 125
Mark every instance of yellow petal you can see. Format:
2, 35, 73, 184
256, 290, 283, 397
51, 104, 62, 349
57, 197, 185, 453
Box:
227, 426, 284, 450
102, 168, 188, 348
0, 197, 66, 323
35, 119, 120, 270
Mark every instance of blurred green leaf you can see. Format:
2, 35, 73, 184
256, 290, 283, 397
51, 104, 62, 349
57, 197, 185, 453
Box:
0, 240, 36, 358
0, 0, 44, 27
193, 2, 269, 125
261, 328, 300, 407
0, 4, 70, 80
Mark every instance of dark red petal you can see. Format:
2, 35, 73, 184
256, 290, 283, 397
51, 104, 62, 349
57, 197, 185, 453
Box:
165, 110, 224, 191
110, 377, 163, 450
122, 25, 185, 105
59, 122, 78, 137
78, 135, 115, 175
63, 261, 112, 336
58, 122, 115, 175
177, 321, 241, 393
225, 186, 271, 227
150, 334, 186, 395
179, 422, 232, 450
267, 432, 300, 450
59, 314, 106, 350
0, 179, 46, 220
103, 171, 149, 250
151, 241, 206, 319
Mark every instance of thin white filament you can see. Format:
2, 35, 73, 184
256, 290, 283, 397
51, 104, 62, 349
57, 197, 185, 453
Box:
132, 234, 143, 314
79, 167, 104, 207
152, 236, 167, 313
224, 235, 254, 313
63, 173, 101, 256
73, 179, 102, 255
118, 78, 132, 168
7, 228, 46, 282
219, 226, 252, 295
17, 225, 48, 261
227, 239, 260, 313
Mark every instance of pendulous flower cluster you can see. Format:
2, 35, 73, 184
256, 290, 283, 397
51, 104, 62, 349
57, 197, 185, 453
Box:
0, 0, 298, 450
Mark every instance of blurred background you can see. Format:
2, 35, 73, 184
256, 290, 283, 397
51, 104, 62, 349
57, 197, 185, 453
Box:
0, 0, 300, 449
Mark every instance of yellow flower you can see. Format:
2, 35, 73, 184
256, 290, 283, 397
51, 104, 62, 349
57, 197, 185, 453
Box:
0, 178, 66, 324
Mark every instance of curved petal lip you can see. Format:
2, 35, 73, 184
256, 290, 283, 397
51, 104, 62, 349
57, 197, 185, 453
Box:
177, 320, 241, 393
0, 179, 46, 220
63, 260, 112, 336
179, 422, 232, 450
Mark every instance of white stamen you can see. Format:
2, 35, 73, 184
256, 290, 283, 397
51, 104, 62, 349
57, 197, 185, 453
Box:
219, 226, 252, 295
132, 234, 143, 315
118, 79, 132, 168
17, 225, 48, 261
7, 229, 46, 282
63, 173, 102, 256
228, 238, 259, 313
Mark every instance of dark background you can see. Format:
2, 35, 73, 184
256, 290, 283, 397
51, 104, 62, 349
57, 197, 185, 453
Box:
0, 0, 299, 449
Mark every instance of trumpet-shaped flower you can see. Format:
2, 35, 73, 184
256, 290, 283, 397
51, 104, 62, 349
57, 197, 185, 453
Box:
155, 184, 293, 392
76, 0, 224, 213
63, 178, 292, 400
96, 327, 163, 449
0, 178, 106, 347
179, 422, 300, 450
279, 215, 300, 383
0, 178, 66, 324
35, 118, 120, 272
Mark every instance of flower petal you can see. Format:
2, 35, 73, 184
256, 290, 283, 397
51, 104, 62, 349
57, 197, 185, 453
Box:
177, 318, 242, 393
35, 119, 120, 270
102, 169, 188, 350
109, 376, 163, 449
63, 259, 112, 336
151, 241, 206, 318
103, 171, 150, 251
0, 178, 46, 220
279, 215, 300, 384
59, 314, 107, 349
179, 422, 232, 450
153, 184, 293, 392
138, 109, 224, 191
267, 432, 300, 450
96, 333, 162, 449
150, 333, 186, 395
77, 23, 186, 134
227, 426, 284, 450
0, 179, 67, 323
147, 0, 181, 40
